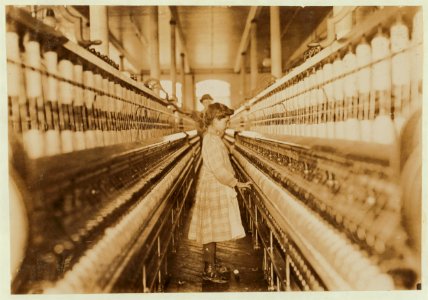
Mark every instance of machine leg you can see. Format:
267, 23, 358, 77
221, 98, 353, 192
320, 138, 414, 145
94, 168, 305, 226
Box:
254, 207, 260, 250
286, 255, 291, 291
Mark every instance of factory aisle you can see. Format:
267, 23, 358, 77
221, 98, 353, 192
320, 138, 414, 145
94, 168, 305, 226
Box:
165, 200, 267, 292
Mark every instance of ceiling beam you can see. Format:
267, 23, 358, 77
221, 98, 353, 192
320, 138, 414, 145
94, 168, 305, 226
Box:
129, 13, 149, 47
169, 6, 191, 73
281, 7, 301, 39
233, 6, 262, 73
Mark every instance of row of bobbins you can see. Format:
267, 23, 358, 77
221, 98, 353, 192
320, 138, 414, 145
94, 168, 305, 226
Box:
248, 11, 422, 145
7, 22, 177, 159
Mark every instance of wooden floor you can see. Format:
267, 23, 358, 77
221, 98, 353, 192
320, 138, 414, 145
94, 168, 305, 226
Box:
164, 199, 267, 293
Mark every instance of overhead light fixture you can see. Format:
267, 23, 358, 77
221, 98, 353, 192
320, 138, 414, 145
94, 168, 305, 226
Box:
262, 57, 271, 67
262, 47, 271, 67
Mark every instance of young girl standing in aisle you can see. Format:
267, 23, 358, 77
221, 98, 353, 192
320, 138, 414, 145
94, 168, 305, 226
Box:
188, 103, 251, 283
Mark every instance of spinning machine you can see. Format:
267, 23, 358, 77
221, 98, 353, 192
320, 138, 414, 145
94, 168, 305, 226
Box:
7, 6, 199, 293
227, 6, 422, 291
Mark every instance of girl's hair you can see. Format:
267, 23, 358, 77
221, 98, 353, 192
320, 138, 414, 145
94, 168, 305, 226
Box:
204, 103, 234, 127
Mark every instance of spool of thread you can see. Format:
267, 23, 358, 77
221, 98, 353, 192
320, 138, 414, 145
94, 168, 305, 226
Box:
275, 102, 280, 136
123, 87, 132, 143
309, 71, 318, 137
25, 38, 42, 99
24, 35, 44, 158
93, 73, 104, 147
73, 63, 86, 151
293, 91, 300, 137
274, 103, 280, 136
343, 48, 360, 141
44, 50, 58, 103
122, 88, 129, 142
371, 27, 395, 144
133, 90, 139, 141
122, 86, 128, 143
83, 69, 96, 149
139, 95, 146, 140
297, 81, 303, 137
135, 95, 144, 140
122, 87, 132, 140
316, 67, 327, 138
43, 46, 61, 157
140, 96, 148, 140
148, 97, 154, 139
290, 88, 297, 135
390, 14, 410, 134
285, 88, 292, 136
301, 78, 308, 137
295, 79, 302, 136
281, 100, 288, 136
101, 77, 111, 146
322, 61, 335, 139
356, 36, 373, 142
6, 29, 21, 97
270, 102, 275, 135
115, 83, 123, 143
282, 89, 289, 136
303, 75, 311, 137
333, 56, 345, 139
371, 27, 391, 101
58, 58, 74, 153
141, 94, 149, 140
7, 27, 22, 133
108, 80, 117, 145
265, 103, 270, 135
132, 90, 139, 142
131, 91, 138, 140
282, 89, 290, 135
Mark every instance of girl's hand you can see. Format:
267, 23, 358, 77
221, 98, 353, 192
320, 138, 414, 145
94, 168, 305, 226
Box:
236, 181, 252, 189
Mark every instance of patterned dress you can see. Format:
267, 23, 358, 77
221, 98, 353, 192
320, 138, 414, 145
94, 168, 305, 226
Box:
188, 132, 246, 244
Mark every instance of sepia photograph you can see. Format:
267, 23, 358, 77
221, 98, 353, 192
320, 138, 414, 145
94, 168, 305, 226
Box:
2, 0, 425, 298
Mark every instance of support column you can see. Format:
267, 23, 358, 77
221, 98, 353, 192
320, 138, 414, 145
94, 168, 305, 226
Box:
190, 74, 196, 110
170, 20, 177, 100
240, 52, 247, 104
185, 73, 195, 111
250, 20, 258, 95
270, 6, 282, 79
89, 6, 109, 55
180, 53, 186, 109
149, 6, 160, 94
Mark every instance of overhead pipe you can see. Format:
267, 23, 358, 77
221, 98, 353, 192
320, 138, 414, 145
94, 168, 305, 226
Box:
57, 6, 102, 48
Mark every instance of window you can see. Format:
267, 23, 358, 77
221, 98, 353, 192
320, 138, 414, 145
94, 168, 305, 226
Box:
195, 80, 231, 111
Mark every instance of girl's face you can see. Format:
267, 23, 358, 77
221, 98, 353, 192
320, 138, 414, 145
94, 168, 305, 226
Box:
212, 116, 230, 133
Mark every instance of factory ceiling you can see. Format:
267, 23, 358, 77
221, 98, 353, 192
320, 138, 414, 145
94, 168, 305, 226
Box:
75, 5, 331, 75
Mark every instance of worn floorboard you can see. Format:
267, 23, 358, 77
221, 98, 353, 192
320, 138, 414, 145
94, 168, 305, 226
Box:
165, 199, 267, 293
